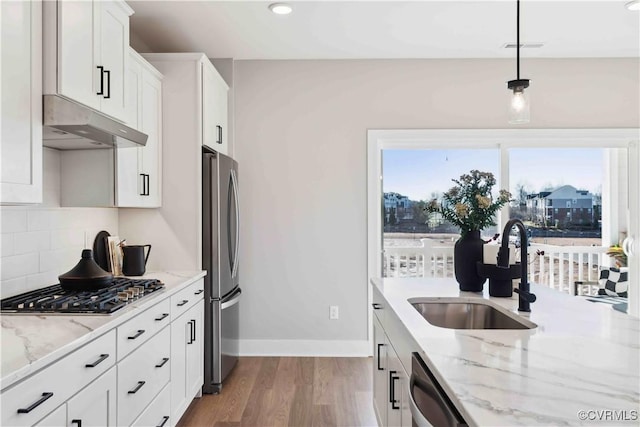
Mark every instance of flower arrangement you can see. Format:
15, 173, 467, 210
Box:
606, 244, 627, 267
425, 170, 511, 236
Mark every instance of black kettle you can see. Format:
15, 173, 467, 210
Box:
122, 245, 152, 276
59, 249, 114, 291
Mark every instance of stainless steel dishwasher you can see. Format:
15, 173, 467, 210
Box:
409, 352, 468, 427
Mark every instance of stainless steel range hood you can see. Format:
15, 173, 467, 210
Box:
43, 95, 148, 150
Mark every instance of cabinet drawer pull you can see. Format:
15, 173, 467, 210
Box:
376, 344, 384, 371
372, 303, 382, 310
128, 329, 145, 340
85, 353, 109, 368
17, 392, 53, 413
71, 420, 82, 427
128, 381, 146, 394
194, 289, 204, 295
216, 125, 222, 144
96, 66, 104, 95
191, 319, 196, 343
155, 313, 169, 322
155, 357, 169, 368
389, 372, 400, 410
177, 299, 189, 307
156, 416, 170, 427
104, 69, 111, 99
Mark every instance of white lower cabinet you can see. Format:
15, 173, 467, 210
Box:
373, 315, 388, 426
67, 367, 118, 427
171, 300, 204, 423
118, 325, 171, 426
131, 383, 171, 427
373, 313, 411, 427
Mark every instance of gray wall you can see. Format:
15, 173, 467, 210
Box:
233, 58, 639, 353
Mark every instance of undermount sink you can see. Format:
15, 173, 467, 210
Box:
410, 299, 537, 330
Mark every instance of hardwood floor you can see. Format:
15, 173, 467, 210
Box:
177, 357, 378, 427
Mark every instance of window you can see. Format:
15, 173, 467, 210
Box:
368, 129, 639, 317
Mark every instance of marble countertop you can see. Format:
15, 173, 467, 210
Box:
1, 270, 206, 391
372, 278, 640, 426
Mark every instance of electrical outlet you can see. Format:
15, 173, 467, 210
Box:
329, 305, 339, 320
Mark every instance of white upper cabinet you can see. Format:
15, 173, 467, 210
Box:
0, 0, 43, 204
44, 0, 132, 123
117, 49, 163, 208
202, 61, 229, 155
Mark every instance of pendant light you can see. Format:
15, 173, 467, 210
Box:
507, 0, 530, 124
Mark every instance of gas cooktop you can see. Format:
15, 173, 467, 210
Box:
0, 278, 164, 315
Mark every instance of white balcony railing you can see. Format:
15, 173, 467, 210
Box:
383, 240, 609, 296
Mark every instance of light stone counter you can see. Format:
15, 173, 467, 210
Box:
372, 278, 640, 426
1, 271, 206, 391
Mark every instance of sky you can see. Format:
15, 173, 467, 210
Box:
383, 148, 604, 201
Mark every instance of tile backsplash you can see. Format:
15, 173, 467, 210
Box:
0, 148, 118, 298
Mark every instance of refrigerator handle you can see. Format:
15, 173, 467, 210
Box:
221, 288, 242, 310
230, 168, 240, 279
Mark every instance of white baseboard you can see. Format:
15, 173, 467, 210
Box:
239, 339, 371, 357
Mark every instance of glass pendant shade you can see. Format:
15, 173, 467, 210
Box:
507, 79, 530, 124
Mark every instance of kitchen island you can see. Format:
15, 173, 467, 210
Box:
372, 277, 639, 426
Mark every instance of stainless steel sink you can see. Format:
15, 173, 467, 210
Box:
410, 299, 537, 330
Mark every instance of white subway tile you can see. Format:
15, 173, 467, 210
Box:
27, 210, 52, 231
0, 209, 28, 234
39, 248, 80, 274
1, 234, 14, 257
13, 231, 50, 255
50, 229, 85, 250
1, 253, 39, 281
0, 276, 27, 299
27, 271, 59, 288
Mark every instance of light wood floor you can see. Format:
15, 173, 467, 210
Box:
177, 357, 378, 427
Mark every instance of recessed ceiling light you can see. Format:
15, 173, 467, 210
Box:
269, 3, 292, 15
626, 0, 640, 11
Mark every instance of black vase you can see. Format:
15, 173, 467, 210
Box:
454, 230, 486, 292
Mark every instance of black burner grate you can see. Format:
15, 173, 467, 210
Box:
0, 278, 164, 314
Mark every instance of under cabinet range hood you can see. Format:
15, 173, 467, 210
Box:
42, 95, 148, 150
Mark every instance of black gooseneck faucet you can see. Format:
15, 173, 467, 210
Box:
497, 218, 537, 312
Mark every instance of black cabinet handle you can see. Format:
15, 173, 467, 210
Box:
155, 357, 169, 368
17, 392, 53, 413
156, 416, 170, 427
194, 289, 204, 295
187, 320, 195, 344
140, 173, 146, 196
104, 70, 110, 99
376, 344, 384, 371
71, 420, 82, 427
390, 373, 400, 410
96, 66, 104, 95
85, 353, 109, 368
155, 313, 169, 322
177, 299, 189, 307
389, 370, 396, 404
128, 381, 146, 394
128, 329, 145, 340
216, 125, 222, 144
142, 174, 150, 196
372, 303, 382, 309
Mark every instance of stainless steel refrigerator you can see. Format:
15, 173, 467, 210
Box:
202, 146, 241, 394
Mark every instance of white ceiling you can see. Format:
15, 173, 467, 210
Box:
129, 1, 640, 60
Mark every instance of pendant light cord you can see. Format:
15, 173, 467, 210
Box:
516, 0, 520, 80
